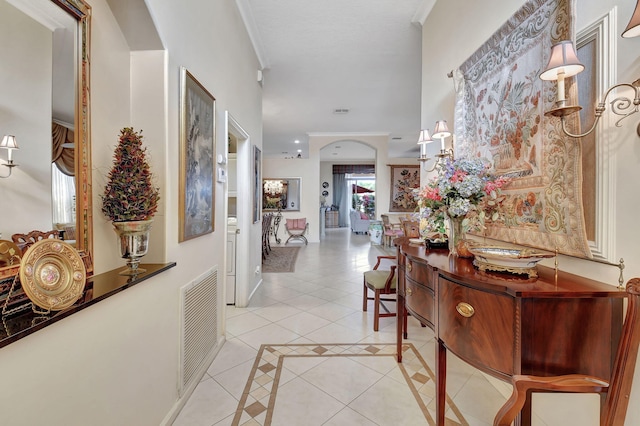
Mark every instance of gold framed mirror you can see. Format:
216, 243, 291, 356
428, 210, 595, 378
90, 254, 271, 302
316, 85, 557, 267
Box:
0, 0, 92, 278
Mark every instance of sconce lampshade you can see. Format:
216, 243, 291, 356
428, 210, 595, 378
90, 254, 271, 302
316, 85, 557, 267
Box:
0, 135, 19, 150
0, 135, 19, 163
540, 41, 584, 81
417, 129, 433, 158
622, 0, 640, 38
432, 120, 451, 139
417, 129, 433, 144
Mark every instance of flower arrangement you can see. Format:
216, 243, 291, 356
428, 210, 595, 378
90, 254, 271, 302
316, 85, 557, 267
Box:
415, 157, 509, 240
101, 127, 160, 222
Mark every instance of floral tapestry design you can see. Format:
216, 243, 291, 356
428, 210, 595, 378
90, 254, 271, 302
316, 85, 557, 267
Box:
454, 0, 591, 258
389, 165, 420, 212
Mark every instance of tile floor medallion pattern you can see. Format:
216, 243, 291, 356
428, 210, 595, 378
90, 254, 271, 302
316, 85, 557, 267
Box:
173, 229, 510, 426
232, 343, 468, 426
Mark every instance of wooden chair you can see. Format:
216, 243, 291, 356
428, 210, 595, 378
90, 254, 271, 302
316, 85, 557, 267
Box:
494, 278, 640, 426
401, 220, 420, 239
11, 230, 61, 254
381, 214, 403, 247
363, 255, 397, 331
285, 218, 308, 245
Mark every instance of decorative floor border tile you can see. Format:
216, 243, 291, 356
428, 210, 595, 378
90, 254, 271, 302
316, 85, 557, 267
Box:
231, 343, 468, 426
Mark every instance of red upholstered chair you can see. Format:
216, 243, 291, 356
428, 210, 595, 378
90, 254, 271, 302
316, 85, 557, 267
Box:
363, 255, 397, 331
494, 278, 640, 426
285, 218, 308, 245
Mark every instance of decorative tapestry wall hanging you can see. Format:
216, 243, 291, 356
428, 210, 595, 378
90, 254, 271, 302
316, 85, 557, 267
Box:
453, 0, 591, 258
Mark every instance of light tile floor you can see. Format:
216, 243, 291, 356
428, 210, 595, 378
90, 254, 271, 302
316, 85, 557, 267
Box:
173, 228, 508, 426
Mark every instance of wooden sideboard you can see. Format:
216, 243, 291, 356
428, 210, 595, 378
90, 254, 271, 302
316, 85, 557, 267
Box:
395, 239, 625, 426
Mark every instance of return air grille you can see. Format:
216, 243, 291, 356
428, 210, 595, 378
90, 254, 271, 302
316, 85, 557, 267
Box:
179, 267, 218, 395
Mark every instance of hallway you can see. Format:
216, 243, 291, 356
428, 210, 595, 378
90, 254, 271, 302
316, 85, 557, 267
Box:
173, 228, 507, 425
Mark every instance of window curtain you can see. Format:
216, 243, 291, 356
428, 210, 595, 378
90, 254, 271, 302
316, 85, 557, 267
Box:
332, 173, 348, 227
51, 164, 76, 225
52, 122, 75, 176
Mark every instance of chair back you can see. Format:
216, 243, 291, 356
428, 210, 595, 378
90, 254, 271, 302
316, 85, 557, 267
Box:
402, 221, 420, 238
11, 230, 61, 254
602, 278, 640, 425
285, 218, 307, 231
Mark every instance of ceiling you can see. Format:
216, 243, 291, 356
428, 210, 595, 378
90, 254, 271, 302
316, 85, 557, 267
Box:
236, 0, 435, 160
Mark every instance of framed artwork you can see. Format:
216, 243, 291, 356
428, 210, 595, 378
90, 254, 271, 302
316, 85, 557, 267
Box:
253, 145, 261, 223
389, 165, 420, 212
179, 67, 215, 242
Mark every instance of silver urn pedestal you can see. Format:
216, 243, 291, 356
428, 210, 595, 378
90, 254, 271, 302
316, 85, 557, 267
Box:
112, 220, 153, 275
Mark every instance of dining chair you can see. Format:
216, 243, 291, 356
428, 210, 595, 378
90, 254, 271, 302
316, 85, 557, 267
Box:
381, 214, 404, 247
363, 255, 397, 331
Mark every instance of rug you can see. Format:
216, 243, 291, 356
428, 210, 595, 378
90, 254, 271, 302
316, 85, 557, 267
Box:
261, 247, 300, 273
231, 343, 468, 426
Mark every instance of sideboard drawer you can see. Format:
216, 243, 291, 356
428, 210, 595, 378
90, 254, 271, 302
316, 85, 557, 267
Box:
406, 277, 434, 326
438, 277, 515, 376
405, 258, 432, 291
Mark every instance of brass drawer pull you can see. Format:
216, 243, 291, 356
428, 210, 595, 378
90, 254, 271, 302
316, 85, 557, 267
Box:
456, 302, 475, 318
406, 287, 413, 296
407, 262, 412, 272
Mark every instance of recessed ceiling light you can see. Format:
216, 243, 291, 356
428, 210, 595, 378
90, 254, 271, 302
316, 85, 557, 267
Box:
297, 149, 302, 153
294, 140, 300, 144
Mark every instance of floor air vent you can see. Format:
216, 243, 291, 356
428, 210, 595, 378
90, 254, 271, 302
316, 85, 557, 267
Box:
179, 267, 218, 395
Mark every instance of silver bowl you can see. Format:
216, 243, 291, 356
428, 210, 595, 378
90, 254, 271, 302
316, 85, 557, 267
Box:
467, 245, 555, 278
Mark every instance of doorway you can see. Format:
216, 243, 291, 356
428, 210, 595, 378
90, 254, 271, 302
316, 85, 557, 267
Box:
225, 112, 249, 306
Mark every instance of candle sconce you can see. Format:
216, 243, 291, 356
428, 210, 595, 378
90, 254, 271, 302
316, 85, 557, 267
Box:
417, 121, 454, 173
0, 135, 19, 179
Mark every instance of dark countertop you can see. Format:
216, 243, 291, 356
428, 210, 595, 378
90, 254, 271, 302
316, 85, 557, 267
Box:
0, 262, 176, 348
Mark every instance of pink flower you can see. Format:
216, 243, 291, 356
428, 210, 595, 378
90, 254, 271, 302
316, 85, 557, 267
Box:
451, 170, 467, 183
420, 186, 441, 201
484, 176, 510, 194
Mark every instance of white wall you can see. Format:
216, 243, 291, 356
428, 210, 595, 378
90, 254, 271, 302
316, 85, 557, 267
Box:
0, 0, 263, 425
421, 1, 640, 424
0, 1, 55, 237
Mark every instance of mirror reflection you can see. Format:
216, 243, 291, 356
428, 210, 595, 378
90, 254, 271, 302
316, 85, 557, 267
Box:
263, 178, 301, 211
0, 0, 92, 275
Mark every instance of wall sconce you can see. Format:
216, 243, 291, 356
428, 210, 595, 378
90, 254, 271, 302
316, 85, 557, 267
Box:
0, 135, 19, 178
432, 120, 454, 158
622, 0, 640, 38
417, 129, 433, 162
540, 40, 640, 138
418, 123, 454, 173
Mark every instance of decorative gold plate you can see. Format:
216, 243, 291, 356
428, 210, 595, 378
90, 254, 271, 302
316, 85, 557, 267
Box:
468, 245, 555, 278
0, 240, 22, 267
19, 239, 86, 310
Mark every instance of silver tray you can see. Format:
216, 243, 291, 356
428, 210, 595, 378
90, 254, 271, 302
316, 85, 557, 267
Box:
467, 245, 555, 278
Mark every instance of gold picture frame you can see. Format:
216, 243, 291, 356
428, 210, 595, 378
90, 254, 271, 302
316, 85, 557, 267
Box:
179, 67, 215, 242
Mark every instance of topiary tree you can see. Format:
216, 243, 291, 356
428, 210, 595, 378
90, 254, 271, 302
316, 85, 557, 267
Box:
101, 127, 160, 222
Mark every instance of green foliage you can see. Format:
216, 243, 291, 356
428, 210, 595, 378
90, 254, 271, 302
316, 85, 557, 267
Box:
101, 127, 160, 222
